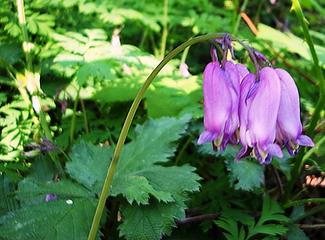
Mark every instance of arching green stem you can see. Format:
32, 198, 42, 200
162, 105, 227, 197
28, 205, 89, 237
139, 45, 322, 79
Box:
292, 0, 325, 134
87, 33, 223, 240
285, 0, 325, 201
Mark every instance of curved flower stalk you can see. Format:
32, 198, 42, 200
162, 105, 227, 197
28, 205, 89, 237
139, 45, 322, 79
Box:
88, 33, 224, 240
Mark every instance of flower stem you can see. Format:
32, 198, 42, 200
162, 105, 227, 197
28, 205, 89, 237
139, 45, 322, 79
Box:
16, 0, 32, 70
291, 0, 325, 134
160, 0, 169, 58
285, 0, 325, 201
80, 98, 89, 133
70, 88, 80, 145
284, 198, 325, 208
87, 33, 223, 240
232, 0, 249, 35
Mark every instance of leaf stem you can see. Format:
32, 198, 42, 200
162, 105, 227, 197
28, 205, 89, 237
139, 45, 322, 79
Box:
232, 0, 249, 35
80, 98, 89, 133
16, 0, 32, 70
70, 88, 80, 145
87, 33, 223, 240
284, 198, 325, 208
160, 0, 169, 58
294, 204, 325, 221
176, 213, 218, 225
285, 0, 325, 201
175, 135, 192, 165
291, 0, 325, 134
298, 223, 325, 229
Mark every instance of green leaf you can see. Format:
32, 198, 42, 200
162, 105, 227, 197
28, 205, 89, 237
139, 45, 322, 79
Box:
249, 224, 288, 236
111, 115, 201, 204
17, 179, 93, 205
272, 151, 292, 180
66, 116, 200, 239
290, 205, 305, 221
0, 175, 19, 215
226, 159, 264, 191
258, 195, 290, 225
0, 42, 22, 65
215, 216, 246, 240
119, 200, 185, 240
246, 195, 290, 239
257, 24, 325, 67
0, 174, 100, 240
76, 61, 117, 86
0, 199, 97, 240
117, 115, 192, 169
66, 140, 113, 192
287, 224, 309, 240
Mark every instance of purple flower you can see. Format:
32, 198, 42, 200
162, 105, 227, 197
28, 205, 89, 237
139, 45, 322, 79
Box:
275, 69, 314, 154
45, 194, 57, 202
39, 138, 57, 152
237, 73, 255, 159
198, 59, 248, 150
239, 67, 283, 164
198, 35, 314, 164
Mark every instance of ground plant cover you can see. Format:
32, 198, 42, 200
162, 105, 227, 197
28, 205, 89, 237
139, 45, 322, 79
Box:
0, 0, 325, 239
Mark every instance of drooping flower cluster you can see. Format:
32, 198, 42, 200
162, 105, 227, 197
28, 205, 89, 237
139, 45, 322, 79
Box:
198, 35, 314, 164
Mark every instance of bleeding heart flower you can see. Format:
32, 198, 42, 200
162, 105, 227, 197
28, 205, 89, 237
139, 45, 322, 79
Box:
239, 67, 283, 164
198, 59, 248, 150
275, 68, 314, 155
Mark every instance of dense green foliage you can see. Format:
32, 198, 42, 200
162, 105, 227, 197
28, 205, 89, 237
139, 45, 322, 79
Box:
0, 0, 324, 239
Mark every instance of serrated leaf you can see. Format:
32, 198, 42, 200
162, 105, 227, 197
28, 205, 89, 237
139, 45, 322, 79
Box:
215, 216, 246, 240
0, 175, 100, 240
67, 116, 200, 205
119, 200, 185, 240
111, 115, 202, 204
66, 140, 113, 192
0, 199, 97, 240
117, 115, 192, 169
249, 224, 288, 236
76, 61, 117, 86
66, 116, 200, 239
226, 159, 264, 191
113, 175, 172, 205
258, 195, 290, 225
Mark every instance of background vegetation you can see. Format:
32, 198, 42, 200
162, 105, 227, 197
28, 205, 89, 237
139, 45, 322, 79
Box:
0, 0, 324, 239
